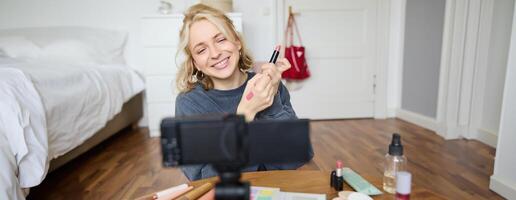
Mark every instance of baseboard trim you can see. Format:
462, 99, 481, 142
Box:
490, 175, 516, 199
476, 128, 498, 148
396, 109, 439, 132
387, 108, 397, 118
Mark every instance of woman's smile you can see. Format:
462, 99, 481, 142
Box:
211, 56, 230, 70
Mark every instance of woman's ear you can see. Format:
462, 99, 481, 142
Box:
236, 40, 242, 51
232, 32, 242, 51
191, 59, 201, 73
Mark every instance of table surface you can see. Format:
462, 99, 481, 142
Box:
190, 170, 447, 200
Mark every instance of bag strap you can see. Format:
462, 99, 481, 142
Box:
284, 13, 303, 46
290, 14, 303, 45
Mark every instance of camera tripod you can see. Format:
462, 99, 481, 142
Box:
213, 165, 250, 200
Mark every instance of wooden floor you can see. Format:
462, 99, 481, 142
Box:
27, 119, 504, 200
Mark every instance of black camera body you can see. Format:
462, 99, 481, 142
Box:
160, 114, 312, 200
161, 114, 249, 167
161, 114, 312, 167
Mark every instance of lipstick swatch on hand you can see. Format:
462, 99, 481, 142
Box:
246, 92, 254, 100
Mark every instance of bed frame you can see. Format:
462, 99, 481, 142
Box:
48, 92, 144, 172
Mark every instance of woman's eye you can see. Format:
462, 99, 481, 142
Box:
197, 48, 206, 54
217, 38, 226, 43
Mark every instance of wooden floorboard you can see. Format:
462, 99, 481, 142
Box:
27, 119, 504, 200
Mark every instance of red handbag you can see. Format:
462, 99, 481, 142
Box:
282, 13, 310, 80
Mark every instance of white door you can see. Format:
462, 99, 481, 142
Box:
281, 0, 378, 119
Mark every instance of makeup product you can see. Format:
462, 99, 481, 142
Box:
155, 186, 193, 200
335, 160, 344, 191
331, 160, 344, 191
152, 184, 189, 199
175, 182, 214, 200
395, 171, 411, 200
269, 45, 281, 64
383, 133, 407, 194
330, 170, 337, 189
342, 168, 382, 196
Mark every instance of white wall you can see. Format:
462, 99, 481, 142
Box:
0, 0, 275, 69
233, 0, 276, 62
489, 3, 516, 196
0, 0, 164, 73
479, 0, 514, 137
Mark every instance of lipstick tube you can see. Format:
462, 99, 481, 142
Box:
269, 45, 281, 64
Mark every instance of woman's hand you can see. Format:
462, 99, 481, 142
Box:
237, 74, 274, 121
237, 58, 291, 121
259, 58, 291, 94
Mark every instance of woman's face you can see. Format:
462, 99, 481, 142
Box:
189, 19, 241, 81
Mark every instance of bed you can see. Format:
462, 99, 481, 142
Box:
0, 27, 145, 199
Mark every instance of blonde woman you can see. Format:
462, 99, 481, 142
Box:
175, 4, 312, 180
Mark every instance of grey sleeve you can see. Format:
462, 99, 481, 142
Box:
180, 165, 204, 181
175, 94, 203, 116
257, 82, 297, 120
180, 164, 218, 181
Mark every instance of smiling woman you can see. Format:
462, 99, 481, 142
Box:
173, 4, 313, 181
175, 3, 253, 92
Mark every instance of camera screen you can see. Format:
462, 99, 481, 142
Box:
179, 121, 242, 164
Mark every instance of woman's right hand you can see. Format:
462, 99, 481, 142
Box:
237, 74, 275, 121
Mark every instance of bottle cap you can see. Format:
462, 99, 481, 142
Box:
396, 171, 412, 194
388, 133, 403, 156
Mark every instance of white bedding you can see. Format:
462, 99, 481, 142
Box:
0, 67, 47, 199
0, 58, 144, 159
0, 57, 144, 199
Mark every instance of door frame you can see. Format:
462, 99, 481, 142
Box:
436, 0, 496, 141
272, 0, 391, 119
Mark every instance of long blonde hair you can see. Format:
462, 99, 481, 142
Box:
176, 4, 253, 93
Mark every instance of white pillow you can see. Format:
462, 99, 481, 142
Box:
0, 27, 127, 64
37, 39, 101, 64
0, 36, 42, 59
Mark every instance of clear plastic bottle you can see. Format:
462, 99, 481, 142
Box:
383, 133, 407, 194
